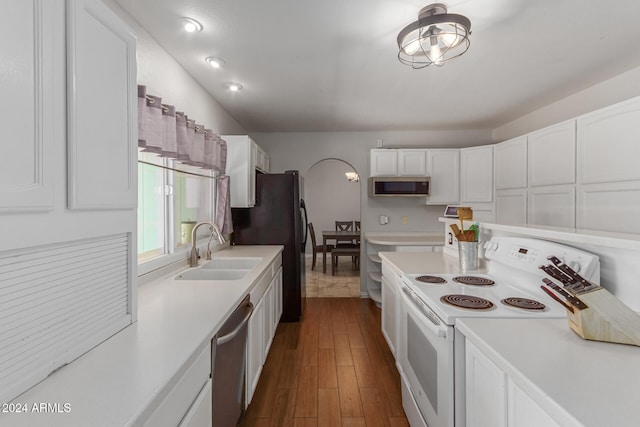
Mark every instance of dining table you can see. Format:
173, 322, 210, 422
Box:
322, 230, 361, 273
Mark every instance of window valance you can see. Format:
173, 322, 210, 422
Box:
137, 85, 227, 173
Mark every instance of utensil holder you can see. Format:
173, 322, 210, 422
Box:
458, 241, 479, 271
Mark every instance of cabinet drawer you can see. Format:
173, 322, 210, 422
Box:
144, 344, 211, 427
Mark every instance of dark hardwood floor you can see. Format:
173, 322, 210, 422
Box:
240, 298, 409, 427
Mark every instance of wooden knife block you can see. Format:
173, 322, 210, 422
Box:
566, 287, 640, 346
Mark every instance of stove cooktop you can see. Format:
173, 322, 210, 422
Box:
402, 272, 568, 325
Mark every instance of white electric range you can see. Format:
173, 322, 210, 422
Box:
397, 236, 600, 427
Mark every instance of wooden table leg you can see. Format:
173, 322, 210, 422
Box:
322, 237, 327, 273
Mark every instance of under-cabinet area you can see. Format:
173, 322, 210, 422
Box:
1, 246, 282, 427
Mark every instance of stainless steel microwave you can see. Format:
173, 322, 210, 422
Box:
368, 176, 430, 197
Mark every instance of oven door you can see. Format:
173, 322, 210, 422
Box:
400, 283, 454, 427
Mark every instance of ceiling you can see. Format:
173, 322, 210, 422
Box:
115, 0, 640, 133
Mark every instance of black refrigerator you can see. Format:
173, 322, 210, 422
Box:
231, 170, 308, 322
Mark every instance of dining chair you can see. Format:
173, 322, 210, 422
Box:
334, 220, 355, 247
308, 222, 333, 270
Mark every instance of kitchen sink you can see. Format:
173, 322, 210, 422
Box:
175, 268, 251, 281
200, 257, 262, 270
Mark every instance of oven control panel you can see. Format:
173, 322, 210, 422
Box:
483, 237, 600, 281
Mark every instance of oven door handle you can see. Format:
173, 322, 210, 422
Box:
402, 284, 448, 338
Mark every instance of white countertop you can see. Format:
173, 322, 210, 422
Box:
2, 245, 283, 426
457, 318, 640, 427
379, 251, 487, 274
365, 232, 444, 246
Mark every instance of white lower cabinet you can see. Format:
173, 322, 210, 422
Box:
466, 341, 561, 427
465, 341, 506, 427
178, 379, 212, 427
246, 296, 264, 404
144, 344, 211, 427
246, 262, 283, 405
381, 261, 402, 359
508, 380, 561, 427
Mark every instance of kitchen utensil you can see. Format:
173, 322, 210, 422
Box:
450, 224, 461, 237
457, 207, 473, 232
541, 263, 640, 346
540, 285, 574, 313
541, 278, 588, 310
463, 230, 476, 242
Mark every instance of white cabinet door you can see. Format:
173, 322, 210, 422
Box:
528, 186, 575, 228
461, 145, 494, 203
67, 0, 137, 210
465, 341, 507, 427
426, 149, 460, 205
398, 149, 427, 175
496, 189, 527, 226
508, 380, 561, 427
370, 149, 398, 176
263, 280, 275, 356
528, 120, 576, 187
495, 136, 527, 190
381, 275, 397, 358
577, 181, 640, 234
0, 1, 56, 213
246, 296, 264, 404
224, 135, 256, 207
577, 97, 640, 185
274, 267, 283, 325
178, 379, 212, 427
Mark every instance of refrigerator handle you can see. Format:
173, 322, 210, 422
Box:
301, 199, 308, 246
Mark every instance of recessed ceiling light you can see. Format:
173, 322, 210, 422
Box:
205, 57, 225, 69
178, 17, 202, 33
227, 83, 243, 92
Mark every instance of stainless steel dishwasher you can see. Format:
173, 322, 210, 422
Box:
211, 295, 253, 426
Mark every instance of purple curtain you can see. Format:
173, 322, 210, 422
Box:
137, 85, 226, 171
215, 175, 233, 235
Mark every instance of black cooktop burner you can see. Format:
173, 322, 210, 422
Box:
501, 297, 546, 311
440, 294, 494, 311
415, 275, 447, 284
453, 276, 495, 286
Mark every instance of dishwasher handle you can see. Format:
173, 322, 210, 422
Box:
216, 301, 254, 345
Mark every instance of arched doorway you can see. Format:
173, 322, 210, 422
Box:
304, 159, 361, 297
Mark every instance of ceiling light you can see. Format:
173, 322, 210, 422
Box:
227, 83, 243, 92
179, 17, 202, 33
205, 57, 225, 69
345, 172, 360, 182
397, 3, 471, 69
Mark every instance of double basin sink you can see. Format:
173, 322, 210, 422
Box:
174, 257, 262, 281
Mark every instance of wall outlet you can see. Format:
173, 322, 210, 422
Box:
379, 215, 389, 225
402, 216, 408, 225
376, 139, 383, 148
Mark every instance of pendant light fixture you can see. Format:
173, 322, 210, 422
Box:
397, 3, 471, 69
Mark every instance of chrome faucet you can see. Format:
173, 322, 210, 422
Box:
189, 221, 226, 267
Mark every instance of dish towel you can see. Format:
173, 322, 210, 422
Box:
216, 175, 233, 235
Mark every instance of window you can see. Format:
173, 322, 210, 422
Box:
137, 151, 216, 273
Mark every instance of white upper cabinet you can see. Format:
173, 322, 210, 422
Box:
224, 135, 262, 207
426, 149, 460, 205
495, 136, 527, 190
577, 97, 640, 185
0, 1, 56, 213
528, 185, 575, 228
496, 189, 527, 226
67, 0, 137, 210
398, 149, 427, 175
461, 145, 493, 203
528, 120, 576, 187
370, 149, 398, 176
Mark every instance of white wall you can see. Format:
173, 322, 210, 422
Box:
305, 159, 360, 253
104, 0, 245, 135
493, 65, 640, 142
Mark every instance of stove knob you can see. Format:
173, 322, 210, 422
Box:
569, 261, 581, 273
